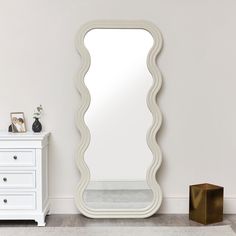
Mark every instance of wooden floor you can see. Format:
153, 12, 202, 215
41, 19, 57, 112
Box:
1, 214, 236, 232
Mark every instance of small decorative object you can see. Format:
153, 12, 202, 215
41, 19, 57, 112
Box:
8, 124, 12, 132
10, 112, 27, 133
189, 183, 224, 224
32, 105, 43, 133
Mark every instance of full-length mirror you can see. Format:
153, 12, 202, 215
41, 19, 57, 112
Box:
84, 28, 153, 210
75, 21, 163, 218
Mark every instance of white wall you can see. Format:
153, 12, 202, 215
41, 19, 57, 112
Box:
1, 0, 236, 214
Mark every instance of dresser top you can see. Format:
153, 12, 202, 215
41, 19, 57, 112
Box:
0, 132, 50, 141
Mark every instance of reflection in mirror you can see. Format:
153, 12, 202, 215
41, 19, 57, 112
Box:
82, 29, 154, 210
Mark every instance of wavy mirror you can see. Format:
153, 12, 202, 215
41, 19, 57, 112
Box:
75, 21, 163, 218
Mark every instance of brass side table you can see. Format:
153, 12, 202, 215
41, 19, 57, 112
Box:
189, 183, 223, 224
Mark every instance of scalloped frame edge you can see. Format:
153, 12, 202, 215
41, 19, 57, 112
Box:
75, 20, 163, 218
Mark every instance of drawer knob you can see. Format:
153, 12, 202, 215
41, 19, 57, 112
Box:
3, 177, 7, 182
13, 155, 17, 160
3, 199, 7, 204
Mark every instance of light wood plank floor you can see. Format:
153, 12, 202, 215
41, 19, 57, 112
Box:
1, 214, 236, 232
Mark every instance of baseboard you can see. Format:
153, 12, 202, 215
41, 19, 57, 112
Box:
49, 196, 236, 214
50, 196, 77, 214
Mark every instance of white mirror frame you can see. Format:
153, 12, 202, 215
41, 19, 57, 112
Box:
75, 20, 163, 218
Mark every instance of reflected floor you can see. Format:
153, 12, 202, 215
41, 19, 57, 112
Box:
84, 189, 153, 209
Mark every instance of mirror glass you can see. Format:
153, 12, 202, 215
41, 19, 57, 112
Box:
83, 29, 154, 209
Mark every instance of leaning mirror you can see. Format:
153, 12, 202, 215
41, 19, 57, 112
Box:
75, 21, 163, 218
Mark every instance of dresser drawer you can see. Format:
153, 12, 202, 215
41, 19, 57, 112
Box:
0, 192, 35, 210
0, 150, 35, 167
0, 171, 35, 189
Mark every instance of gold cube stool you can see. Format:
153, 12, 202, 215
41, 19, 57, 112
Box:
189, 183, 223, 224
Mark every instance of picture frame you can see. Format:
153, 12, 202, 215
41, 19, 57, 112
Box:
10, 112, 27, 133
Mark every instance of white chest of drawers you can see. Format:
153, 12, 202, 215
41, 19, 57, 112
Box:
0, 132, 50, 226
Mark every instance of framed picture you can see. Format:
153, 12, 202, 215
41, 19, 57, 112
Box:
10, 112, 27, 133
